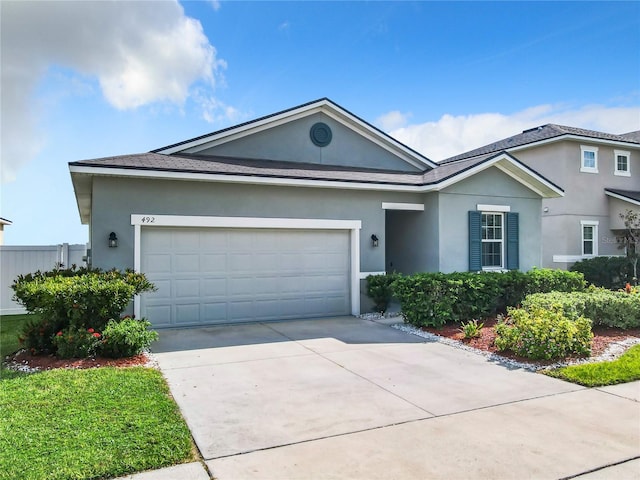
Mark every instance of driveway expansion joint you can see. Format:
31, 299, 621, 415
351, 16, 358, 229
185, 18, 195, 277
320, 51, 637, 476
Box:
558, 455, 640, 479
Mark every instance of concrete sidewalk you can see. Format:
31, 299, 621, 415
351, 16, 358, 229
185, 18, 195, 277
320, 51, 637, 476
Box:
127, 317, 640, 479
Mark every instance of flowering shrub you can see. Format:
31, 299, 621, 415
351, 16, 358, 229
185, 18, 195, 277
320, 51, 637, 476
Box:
18, 317, 64, 355
11, 268, 155, 354
495, 306, 593, 360
100, 318, 159, 358
52, 327, 103, 359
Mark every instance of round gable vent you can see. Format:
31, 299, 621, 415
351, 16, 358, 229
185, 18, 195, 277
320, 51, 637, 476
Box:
310, 122, 332, 147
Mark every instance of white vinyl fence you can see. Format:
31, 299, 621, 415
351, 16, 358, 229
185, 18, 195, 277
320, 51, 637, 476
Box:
0, 244, 86, 315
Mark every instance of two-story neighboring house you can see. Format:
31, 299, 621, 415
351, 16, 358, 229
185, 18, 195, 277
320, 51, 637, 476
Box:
442, 125, 640, 269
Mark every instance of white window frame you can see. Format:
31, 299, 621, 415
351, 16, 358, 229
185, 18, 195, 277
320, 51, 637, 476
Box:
481, 211, 505, 270
580, 220, 599, 257
580, 145, 599, 173
614, 150, 631, 177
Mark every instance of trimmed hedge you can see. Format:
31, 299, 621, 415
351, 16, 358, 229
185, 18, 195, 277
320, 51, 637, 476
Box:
495, 306, 593, 360
390, 269, 586, 328
521, 288, 640, 329
570, 256, 634, 290
366, 273, 400, 313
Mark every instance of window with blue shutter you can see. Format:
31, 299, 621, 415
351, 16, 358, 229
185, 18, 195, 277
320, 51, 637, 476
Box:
469, 211, 482, 271
506, 212, 519, 270
469, 210, 520, 271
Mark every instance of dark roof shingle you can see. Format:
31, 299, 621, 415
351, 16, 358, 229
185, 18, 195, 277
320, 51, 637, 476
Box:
442, 124, 640, 164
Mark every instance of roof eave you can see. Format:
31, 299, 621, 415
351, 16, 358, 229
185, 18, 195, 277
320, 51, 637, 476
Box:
152, 98, 437, 170
604, 189, 640, 207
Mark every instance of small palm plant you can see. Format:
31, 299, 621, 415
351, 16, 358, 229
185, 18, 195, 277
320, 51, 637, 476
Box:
459, 319, 484, 339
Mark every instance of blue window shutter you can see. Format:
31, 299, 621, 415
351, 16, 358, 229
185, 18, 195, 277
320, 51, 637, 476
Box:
506, 212, 519, 270
469, 211, 482, 271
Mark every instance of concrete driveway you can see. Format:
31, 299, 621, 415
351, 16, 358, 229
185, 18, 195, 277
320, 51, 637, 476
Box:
152, 316, 640, 480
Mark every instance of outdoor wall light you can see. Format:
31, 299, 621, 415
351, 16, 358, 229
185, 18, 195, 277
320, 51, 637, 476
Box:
371, 234, 379, 247
108, 232, 118, 248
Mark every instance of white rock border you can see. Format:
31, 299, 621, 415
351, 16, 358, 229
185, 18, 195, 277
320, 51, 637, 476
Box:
360, 312, 640, 372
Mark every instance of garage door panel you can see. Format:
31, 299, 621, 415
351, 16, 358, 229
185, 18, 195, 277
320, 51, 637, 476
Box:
146, 279, 172, 299
174, 230, 200, 251
202, 254, 227, 271
228, 253, 254, 272
175, 278, 200, 297
144, 254, 171, 273
145, 305, 172, 327
175, 254, 200, 273
175, 303, 200, 324
141, 227, 351, 327
279, 276, 306, 294
202, 277, 227, 296
202, 303, 227, 321
228, 232, 253, 250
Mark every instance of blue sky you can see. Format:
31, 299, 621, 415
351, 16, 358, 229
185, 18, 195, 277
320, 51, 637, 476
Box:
1, 1, 639, 246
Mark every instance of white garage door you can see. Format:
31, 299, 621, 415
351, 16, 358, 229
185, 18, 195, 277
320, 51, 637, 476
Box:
140, 227, 351, 328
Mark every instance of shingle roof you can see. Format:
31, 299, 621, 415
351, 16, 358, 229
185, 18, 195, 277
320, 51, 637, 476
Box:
605, 188, 640, 204
70, 149, 563, 194
442, 124, 640, 164
620, 131, 640, 143
70, 152, 427, 186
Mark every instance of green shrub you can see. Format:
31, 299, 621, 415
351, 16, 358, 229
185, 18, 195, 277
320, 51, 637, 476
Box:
366, 273, 400, 313
392, 273, 461, 327
12, 268, 155, 354
495, 307, 593, 360
18, 317, 64, 355
392, 269, 585, 328
524, 267, 586, 295
570, 256, 634, 290
459, 319, 484, 339
52, 326, 103, 359
100, 318, 159, 358
521, 288, 640, 329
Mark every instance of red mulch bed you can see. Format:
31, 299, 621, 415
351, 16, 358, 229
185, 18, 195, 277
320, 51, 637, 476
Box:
5, 350, 152, 372
422, 317, 640, 364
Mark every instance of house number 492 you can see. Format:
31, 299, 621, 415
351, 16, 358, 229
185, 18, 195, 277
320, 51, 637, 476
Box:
141, 216, 155, 223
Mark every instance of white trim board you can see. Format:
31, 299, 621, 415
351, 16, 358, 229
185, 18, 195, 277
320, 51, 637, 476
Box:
477, 204, 511, 212
605, 190, 640, 207
381, 202, 424, 211
131, 214, 362, 318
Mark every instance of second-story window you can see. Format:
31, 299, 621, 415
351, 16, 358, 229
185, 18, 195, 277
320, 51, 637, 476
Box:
580, 145, 598, 173
614, 150, 630, 176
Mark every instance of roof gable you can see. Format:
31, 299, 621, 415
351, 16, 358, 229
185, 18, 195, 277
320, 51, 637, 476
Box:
443, 123, 640, 163
153, 98, 437, 171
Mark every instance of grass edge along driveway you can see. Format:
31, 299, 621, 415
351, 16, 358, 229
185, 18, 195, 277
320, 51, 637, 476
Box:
545, 344, 640, 387
0, 314, 195, 480
0, 366, 196, 480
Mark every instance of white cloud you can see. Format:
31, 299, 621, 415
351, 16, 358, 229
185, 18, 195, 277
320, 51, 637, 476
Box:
375, 110, 411, 131
386, 103, 640, 162
1, 0, 227, 182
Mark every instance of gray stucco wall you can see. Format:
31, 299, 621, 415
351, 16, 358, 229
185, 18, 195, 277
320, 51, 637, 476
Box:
194, 112, 424, 172
89, 175, 425, 276
437, 168, 543, 272
516, 140, 640, 267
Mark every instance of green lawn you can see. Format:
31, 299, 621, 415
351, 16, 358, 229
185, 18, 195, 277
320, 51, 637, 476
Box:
0, 313, 34, 358
0, 314, 195, 479
545, 344, 640, 387
0, 366, 195, 480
